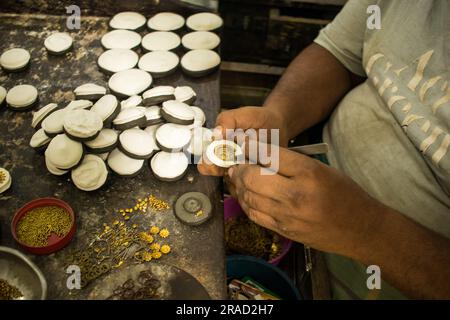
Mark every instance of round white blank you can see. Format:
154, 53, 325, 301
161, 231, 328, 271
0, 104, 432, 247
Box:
101, 30, 141, 50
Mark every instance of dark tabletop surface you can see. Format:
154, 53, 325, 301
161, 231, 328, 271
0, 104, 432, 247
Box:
0, 5, 226, 299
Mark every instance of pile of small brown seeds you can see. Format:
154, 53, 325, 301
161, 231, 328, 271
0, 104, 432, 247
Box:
0, 279, 23, 300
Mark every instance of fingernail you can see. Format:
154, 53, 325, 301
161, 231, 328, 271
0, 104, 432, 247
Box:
228, 167, 234, 178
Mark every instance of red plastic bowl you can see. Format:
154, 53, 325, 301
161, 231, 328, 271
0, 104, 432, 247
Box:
11, 198, 76, 255
224, 197, 292, 265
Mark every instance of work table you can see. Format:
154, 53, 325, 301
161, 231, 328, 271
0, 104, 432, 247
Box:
0, 5, 226, 299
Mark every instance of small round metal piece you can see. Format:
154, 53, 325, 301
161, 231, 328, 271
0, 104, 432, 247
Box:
174, 192, 212, 226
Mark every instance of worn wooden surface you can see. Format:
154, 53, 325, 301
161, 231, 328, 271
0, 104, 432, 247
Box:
0, 10, 226, 299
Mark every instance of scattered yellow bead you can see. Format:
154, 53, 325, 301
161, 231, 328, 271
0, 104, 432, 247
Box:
161, 245, 171, 254
113, 220, 119, 225
149, 226, 160, 235
139, 232, 154, 243
150, 243, 160, 251
159, 228, 170, 238
151, 251, 162, 259
132, 224, 138, 229
196, 210, 204, 217
124, 216, 130, 221
142, 251, 152, 262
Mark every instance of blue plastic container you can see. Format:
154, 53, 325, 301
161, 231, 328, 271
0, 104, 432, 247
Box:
227, 255, 302, 300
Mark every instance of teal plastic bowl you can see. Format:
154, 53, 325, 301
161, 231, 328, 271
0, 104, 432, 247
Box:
227, 255, 301, 300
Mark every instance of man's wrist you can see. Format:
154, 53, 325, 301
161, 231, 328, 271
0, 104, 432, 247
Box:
346, 200, 392, 264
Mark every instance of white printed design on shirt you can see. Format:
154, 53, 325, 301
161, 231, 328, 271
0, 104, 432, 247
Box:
365, 50, 450, 170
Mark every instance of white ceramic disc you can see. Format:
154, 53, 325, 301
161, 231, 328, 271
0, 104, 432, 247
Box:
0, 167, 12, 194
6, 84, 38, 109
71, 154, 108, 191
101, 29, 142, 50
147, 12, 185, 31
45, 134, 83, 169
150, 151, 188, 180
109, 11, 146, 30
143, 105, 162, 122
31, 103, 59, 128
90, 94, 119, 122
0, 48, 30, 71
30, 128, 52, 149
189, 106, 206, 128
107, 148, 144, 176
65, 100, 93, 110
144, 124, 161, 150
187, 127, 213, 156
84, 128, 118, 150
119, 128, 156, 158
142, 86, 174, 105
113, 107, 145, 125
74, 83, 107, 99
98, 49, 139, 73
41, 109, 67, 135
141, 31, 181, 51
0, 86, 6, 106
186, 12, 223, 31
44, 32, 73, 53
182, 31, 220, 50
121, 95, 142, 110
162, 100, 195, 121
155, 123, 191, 150
63, 109, 103, 139
174, 86, 196, 103
108, 68, 152, 97
181, 49, 221, 74
45, 156, 68, 176
138, 51, 179, 75
143, 86, 175, 99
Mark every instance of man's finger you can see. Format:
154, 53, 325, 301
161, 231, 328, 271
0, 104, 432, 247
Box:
241, 190, 286, 219
224, 175, 237, 198
228, 164, 295, 202
246, 208, 280, 233
242, 138, 317, 177
197, 161, 227, 176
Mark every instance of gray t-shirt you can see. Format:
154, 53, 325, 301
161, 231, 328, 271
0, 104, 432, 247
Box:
314, 0, 450, 299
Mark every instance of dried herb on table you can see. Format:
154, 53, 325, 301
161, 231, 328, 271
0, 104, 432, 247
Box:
225, 216, 281, 260
0, 279, 23, 300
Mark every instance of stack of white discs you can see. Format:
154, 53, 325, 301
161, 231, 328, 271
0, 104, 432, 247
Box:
28, 81, 212, 189
23, 10, 225, 191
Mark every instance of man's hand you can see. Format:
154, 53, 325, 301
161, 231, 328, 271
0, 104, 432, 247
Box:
198, 106, 289, 177
225, 142, 385, 259
218, 141, 450, 299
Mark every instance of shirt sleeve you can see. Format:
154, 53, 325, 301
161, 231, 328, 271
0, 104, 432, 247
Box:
314, 0, 374, 77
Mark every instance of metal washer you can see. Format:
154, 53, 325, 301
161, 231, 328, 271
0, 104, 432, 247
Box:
174, 192, 212, 226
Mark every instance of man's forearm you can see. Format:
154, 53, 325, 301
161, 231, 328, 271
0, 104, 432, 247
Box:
354, 204, 450, 299
264, 43, 364, 139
